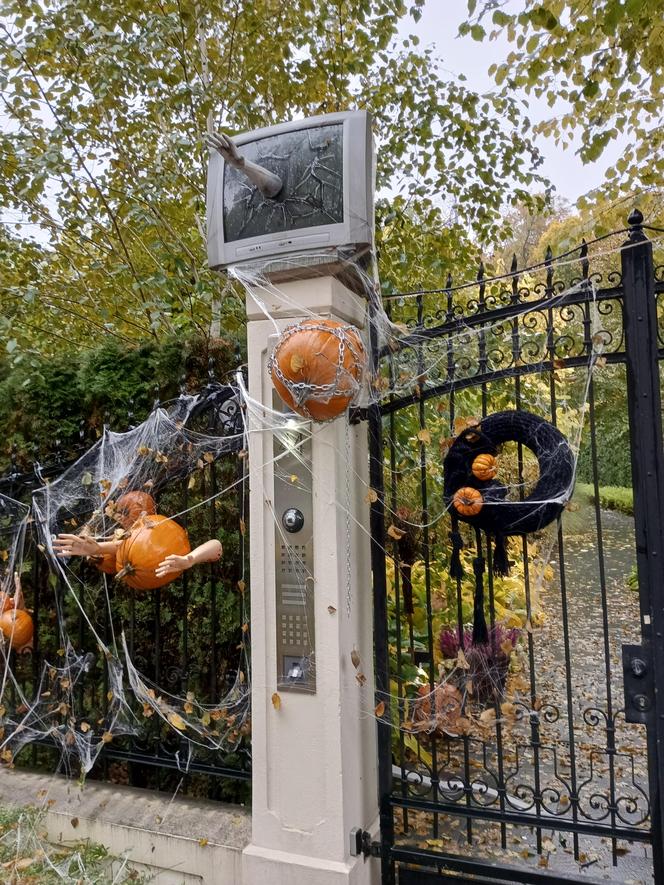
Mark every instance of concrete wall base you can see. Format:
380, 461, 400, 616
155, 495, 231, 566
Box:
0, 768, 250, 884
243, 841, 378, 885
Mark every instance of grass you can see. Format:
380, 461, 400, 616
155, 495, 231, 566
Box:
575, 482, 634, 516
0, 804, 144, 883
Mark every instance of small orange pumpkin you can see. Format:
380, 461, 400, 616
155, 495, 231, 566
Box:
114, 491, 156, 530
270, 319, 365, 422
471, 453, 498, 481
453, 487, 484, 517
116, 514, 190, 591
0, 609, 33, 650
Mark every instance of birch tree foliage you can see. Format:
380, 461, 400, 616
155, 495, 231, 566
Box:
465, 0, 664, 208
1, 0, 546, 359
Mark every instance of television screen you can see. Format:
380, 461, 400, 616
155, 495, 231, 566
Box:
207, 110, 373, 271
223, 124, 344, 243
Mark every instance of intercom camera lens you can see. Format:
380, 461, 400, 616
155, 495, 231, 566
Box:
282, 508, 305, 533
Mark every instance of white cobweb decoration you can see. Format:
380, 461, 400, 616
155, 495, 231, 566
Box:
0, 393, 251, 778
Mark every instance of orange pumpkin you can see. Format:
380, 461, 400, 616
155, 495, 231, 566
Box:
453, 487, 484, 517
114, 491, 156, 530
471, 453, 498, 481
269, 319, 365, 421
0, 609, 33, 650
115, 514, 190, 591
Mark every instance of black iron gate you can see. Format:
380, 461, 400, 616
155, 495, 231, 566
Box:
368, 211, 664, 884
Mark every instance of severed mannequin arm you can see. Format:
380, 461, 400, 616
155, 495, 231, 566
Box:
155, 539, 223, 578
205, 131, 283, 199
52, 534, 119, 560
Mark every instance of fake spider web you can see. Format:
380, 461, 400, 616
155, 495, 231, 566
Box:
0, 396, 250, 780
228, 243, 611, 739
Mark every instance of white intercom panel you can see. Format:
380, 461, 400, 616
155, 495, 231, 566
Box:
273, 408, 315, 693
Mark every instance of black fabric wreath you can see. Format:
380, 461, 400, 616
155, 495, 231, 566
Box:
443, 410, 575, 644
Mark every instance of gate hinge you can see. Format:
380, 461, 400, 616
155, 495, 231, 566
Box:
349, 827, 381, 858
623, 644, 654, 723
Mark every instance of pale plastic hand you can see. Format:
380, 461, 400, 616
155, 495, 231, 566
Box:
155, 553, 193, 578
205, 131, 245, 168
52, 533, 101, 558
205, 130, 282, 198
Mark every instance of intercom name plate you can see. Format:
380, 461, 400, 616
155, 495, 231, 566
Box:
273, 415, 315, 692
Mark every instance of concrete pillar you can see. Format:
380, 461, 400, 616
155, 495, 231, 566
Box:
242, 276, 379, 885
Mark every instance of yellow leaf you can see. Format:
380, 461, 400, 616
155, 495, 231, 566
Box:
198, 838, 209, 847
201, 711, 211, 726
241, 622, 249, 633
101, 731, 113, 744
167, 712, 187, 731
387, 525, 406, 540
80, 722, 90, 733
271, 692, 281, 710
364, 488, 378, 504
479, 707, 496, 725
188, 474, 197, 490
239, 518, 246, 536
289, 474, 298, 483
237, 579, 246, 593
417, 429, 431, 444
203, 452, 215, 463
375, 701, 386, 718
184, 702, 194, 714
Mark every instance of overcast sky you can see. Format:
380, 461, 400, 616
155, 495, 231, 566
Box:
397, 3, 627, 205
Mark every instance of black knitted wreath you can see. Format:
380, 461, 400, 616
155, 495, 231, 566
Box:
444, 410, 575, 537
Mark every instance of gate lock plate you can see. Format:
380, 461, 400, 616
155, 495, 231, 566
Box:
622, 644, 654, 724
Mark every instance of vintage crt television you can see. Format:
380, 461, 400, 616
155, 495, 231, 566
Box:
206, 110, 374, 275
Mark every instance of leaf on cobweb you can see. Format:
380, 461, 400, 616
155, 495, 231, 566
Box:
203, 451, 215, 463
137, 445, 151, 456
500, 702, 517, 719
201, 710, 211, 726
167, 712, 187, 731
237, 579, 246, 593
271, 692, 281, 710
239, 518, 246, 536
0, 550, 7, 563
71, 816, 79, 828
184, 701, 194, 714
188, 474, 197, 490
375, 701, 386, 718
241, 622, 249, 633
80, 722, 90, 733
327, 605, 337, 614
239, 671, 245, 684
565, 501, 579, 512
387, 524, 406, 540
525, 617, 533, 634
456, 649, 470, 670
417, 428, 431, 444
198, 838, 208, 847
101, 731, 113, 743
289, 474, 298, 483
290, 353, 305, 373
364, 488, 378, 504
350, 648, 361, 669
81, 471, 93, 487
500, 639, 513, 655
155, 451, 168, 464
99, 479, 112, 491
356, 672, 367, 686
595, 356, 607, 368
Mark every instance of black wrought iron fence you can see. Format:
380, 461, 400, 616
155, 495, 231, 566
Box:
368, 212, 664, 884
0, 381, 251, 803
